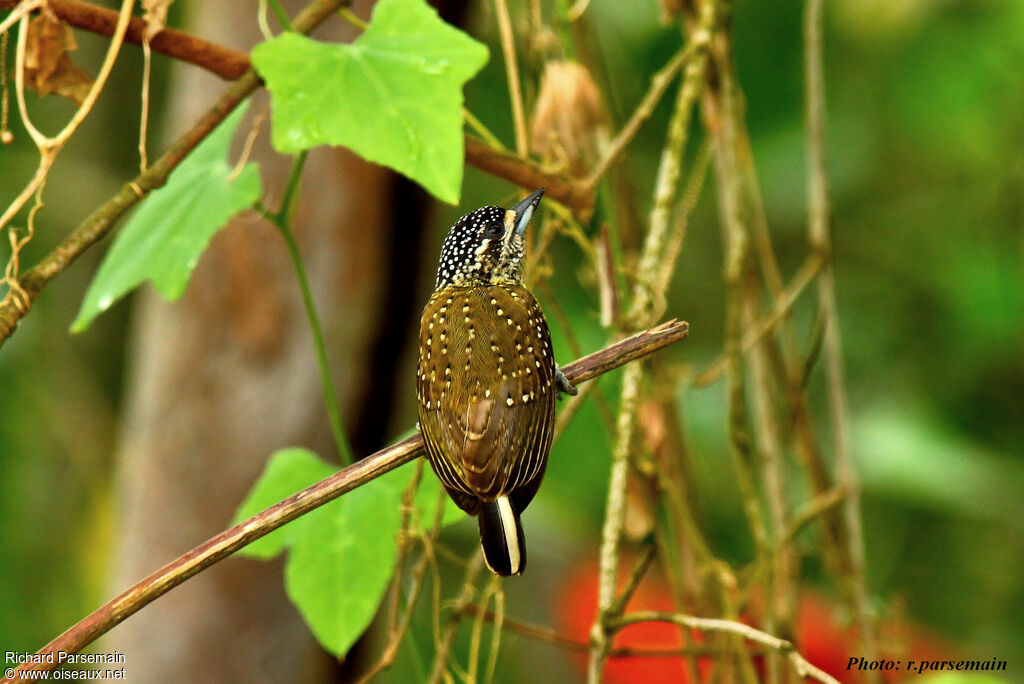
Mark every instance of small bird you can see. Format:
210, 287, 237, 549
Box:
416, 188, 576, 576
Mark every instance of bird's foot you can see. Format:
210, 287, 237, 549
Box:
555, 366, 578, 397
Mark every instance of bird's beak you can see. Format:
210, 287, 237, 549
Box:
511, 188, 545, 236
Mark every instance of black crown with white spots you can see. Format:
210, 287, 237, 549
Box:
434, 205, 513, 289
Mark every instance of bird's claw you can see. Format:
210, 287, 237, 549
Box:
555, 366, 578, 397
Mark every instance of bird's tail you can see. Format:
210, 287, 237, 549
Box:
478, 495, 526, 576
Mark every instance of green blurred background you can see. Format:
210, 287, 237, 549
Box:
1, 0, 1022, 681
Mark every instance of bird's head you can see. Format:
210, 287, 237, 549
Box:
434, 188, 545, 289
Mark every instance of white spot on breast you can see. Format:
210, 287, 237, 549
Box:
506, 397, 514, 406
522, 394, 530, 403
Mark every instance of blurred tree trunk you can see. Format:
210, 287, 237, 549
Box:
102, 2, 411, 680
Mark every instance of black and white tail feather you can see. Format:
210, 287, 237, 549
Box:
478, 495, 526, 576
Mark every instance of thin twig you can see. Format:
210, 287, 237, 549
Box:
268, 153, 354, 465
585, 44, 695, 190
463, 108, 507, 152
693, 253, 822, 387
356, 480, 442, 684
483, 582, 503, 684
1, 321, 688, 682
0, 0, 252, 79
428, 555, 485, 684
803, 0, 876, 675
780, 488, 845, 550
0, 135, 593, 350
744, 275, 795, 684
594, 224, 620, 327
139, 37, 152, 171
492, 0, 527, 156
607, 543, 658, 616
0, 0, 413, 349
609, 611, 841, 684
0, 0, 44, 47
589, 6, 715, 680
1, 0, 133, 234
466, 576, 500, 682
462, 605, 762, 658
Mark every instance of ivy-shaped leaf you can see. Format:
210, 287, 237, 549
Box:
234, 447, 465, 657
284, 470, 408, 656
71, 107, 260, 332
251, 0, 488, 204
232, 448, 336, 560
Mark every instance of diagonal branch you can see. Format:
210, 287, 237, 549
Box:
0, 0, 251, 79
2, 320, 688, 682
608, 612, 840, 684
0, 3, 593, 350
0, 0, 346, 349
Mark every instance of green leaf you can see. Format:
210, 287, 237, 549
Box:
232, 446, 465, 657
71, 107, 261, 332
284, 468, 408, 657
251, 0, 488, 203
232, 448, 337, 560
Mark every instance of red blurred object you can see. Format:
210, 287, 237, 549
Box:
556, 557, 950, 683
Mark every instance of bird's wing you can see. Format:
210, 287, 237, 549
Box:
417, 286, 556, 503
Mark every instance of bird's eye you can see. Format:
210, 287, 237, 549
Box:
484, 221, 504, 238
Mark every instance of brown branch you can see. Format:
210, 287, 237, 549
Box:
0, 68, 592, 351
608, 612, 841, 684
780, 487, 845, 550
803, 1, 876, 673
0, 0, 251, 79
0, 0, 592, 219
462, 605, 754, 659
0, 0, 346, 350
3, 320, 688, 682
465, 136, 594, 213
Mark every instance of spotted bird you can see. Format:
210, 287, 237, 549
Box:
416, 188, 576, 576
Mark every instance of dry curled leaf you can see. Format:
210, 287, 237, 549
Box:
529, 60, 607, 176
142, 0, 175, 40
24, 8, 94, 105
